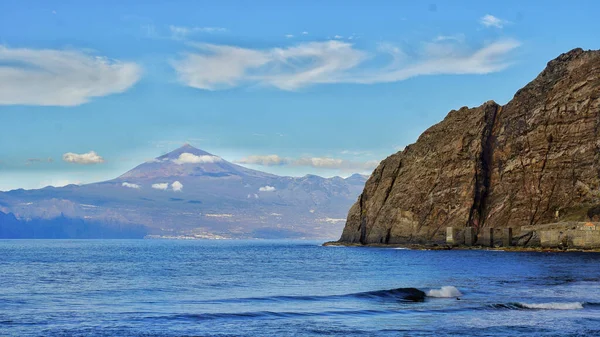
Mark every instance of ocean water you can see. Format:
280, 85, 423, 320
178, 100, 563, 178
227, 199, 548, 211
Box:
1, 240, 600, 336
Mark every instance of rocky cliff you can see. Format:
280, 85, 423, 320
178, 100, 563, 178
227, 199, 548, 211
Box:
339, 48, 600, 245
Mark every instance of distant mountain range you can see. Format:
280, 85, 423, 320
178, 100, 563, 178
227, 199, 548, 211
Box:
0, 145, 367, 239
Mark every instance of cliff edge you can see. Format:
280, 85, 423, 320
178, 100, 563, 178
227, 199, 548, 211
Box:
338, 48, 600, 245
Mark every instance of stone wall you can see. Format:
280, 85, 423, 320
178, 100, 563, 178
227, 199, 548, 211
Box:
445, 222, 600, 249
539, 222, 600, 248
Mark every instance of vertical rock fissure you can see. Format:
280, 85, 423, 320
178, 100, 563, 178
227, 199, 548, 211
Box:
358, 193, 367, 244
373, 160, 403, 225
467, 104, 500, 232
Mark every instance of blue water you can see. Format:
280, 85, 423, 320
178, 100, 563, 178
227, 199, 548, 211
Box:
1, 240, 600, 336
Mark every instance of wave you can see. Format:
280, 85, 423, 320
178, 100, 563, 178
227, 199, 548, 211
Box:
519, 302, 583, 310
354, 288, 426, 302
145, 300, 600, 323
488, 302, 597, 310
158, 308, 402, 321
426, 286, 463, 298
199, 287, 428, 304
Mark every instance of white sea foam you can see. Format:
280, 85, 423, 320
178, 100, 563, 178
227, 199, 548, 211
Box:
427, 286, 463, 298
519, 302, 584, 310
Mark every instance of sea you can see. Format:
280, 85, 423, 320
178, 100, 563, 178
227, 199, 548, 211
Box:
1, 240, 600, 336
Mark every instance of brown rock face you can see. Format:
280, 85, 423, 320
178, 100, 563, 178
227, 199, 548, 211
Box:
339, 48, 600, 245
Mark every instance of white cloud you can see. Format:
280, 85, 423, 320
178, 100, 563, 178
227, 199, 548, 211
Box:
293, 157, 380, 171
171, 181, 183, 192
171, 38, 520, 91
292, 157, 379, 172
0, 46, 141, 106
169, 25, 227, 39
302, 31, 309, 35
294, 157, 344, 169
480, 14, 509, 28
173, 152, 222, 164
235, 153, 380, 172
259, 185, 276, 192
285, 34, 294, 38
235, 155, 289, 166
62, 151, 105, 164
122, 182, 141, 189
152, 183, 169, 190
333, 35, 343, 39
341, 150, 371, 156
434, 34, 465, 42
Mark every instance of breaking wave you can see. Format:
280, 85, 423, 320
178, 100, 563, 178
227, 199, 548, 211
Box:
518, 302, 584, 310
489, 302, 596, 310
426, 286, 463, 298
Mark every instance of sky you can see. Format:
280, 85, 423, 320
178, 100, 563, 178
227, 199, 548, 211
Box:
1, 0, 599, 191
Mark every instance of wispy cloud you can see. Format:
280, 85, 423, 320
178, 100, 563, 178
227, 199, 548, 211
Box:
62, 151, 105, 165
236, 154, 380, 172
171, 38, 520, 91
434, 34, 465, 42
293, 157, 380, 171
0, 46, 141, 106
169, 25, 227, 39
285, 34, 294, 38
294, 157, 344, 169
341, 150, 372, 156
480, 14, 509, 28
26, 158, 54, 165
235, 155, 289, 166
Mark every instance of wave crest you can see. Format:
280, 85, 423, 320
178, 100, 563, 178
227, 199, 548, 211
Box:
426, 286, 463, 298
518, 302, 584, 310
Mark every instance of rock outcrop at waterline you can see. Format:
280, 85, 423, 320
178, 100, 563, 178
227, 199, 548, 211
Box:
338, 48, 600, 245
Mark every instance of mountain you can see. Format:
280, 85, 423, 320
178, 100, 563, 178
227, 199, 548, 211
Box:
338, 48, 600, 245
0, 145, 367, 239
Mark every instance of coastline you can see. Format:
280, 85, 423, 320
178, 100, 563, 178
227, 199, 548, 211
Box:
322, 241, 600, 253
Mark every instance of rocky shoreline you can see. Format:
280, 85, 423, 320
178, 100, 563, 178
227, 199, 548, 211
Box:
322, 240, 600, 253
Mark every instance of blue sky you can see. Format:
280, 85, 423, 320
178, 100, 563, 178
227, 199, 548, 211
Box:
1, 0, 599, 190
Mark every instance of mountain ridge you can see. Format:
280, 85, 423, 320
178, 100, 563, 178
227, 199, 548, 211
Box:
0, 145, 368, 239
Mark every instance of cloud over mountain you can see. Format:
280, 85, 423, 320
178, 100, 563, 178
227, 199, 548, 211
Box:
173, 153, 222, 164
171, 181, 183, 192
151, 183, 169, 190
122, 182, 141, 189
